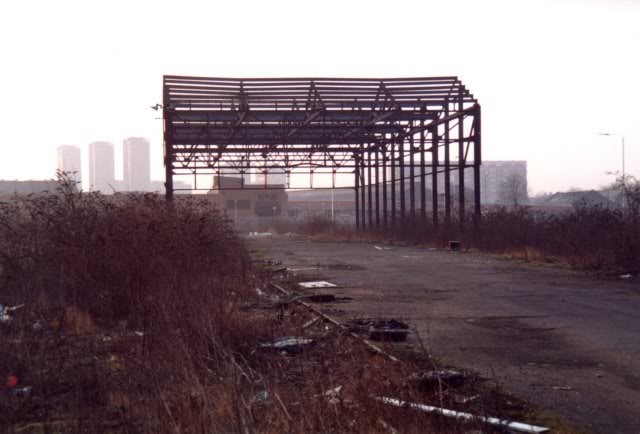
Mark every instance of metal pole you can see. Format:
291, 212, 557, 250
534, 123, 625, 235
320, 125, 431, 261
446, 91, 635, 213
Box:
375, 148, 380, 229
391, 141, 397, 229
420, 123, 426, 223
383, 146, 388, 229
400, 139, 406, 223
355, 157, 360, 230
360, 147, 366, 230
368, 150, 373, 228
409, 131, 416, 219
444, 101, 451, 223
458, 93, 465, 230
473, 104, 482, 226
432, 126, 439, 228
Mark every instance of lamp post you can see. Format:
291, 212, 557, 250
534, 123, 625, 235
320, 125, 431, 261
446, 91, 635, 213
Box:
598, 133, 625, 179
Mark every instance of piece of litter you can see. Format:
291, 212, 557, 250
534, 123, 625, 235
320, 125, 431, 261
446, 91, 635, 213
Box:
374, 245, 383, 250
305, 294, 336, 303
620, 274, 633, 279
411, 370, 465, 390
456, 394, 479, 404
259, 336, 315, 353
248, 232, 273, 237
288, 267, 317, 272
302, 316, 321, 328
299, 281, 337, 289
552, 386, 572, 391
324, 385, 342, 397
250, 390, 270, 405
369, 327, 409, 342
376, 396, 549, 433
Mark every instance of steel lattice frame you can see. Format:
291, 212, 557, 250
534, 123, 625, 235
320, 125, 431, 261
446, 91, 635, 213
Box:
163, 75, 481, 229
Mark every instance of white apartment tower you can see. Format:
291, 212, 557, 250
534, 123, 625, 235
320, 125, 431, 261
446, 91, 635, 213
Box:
56, 145, 82, 187
123, 137, 150, 191
89, 141, 115, 192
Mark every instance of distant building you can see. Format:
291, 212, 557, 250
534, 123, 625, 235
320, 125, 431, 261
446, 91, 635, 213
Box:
0, 180, 59, 195
209, 176, 288, 223
395, 160, 527, 205
473, 161, 527, 205
251, 169, 287, 187
57, 145, 82, 187
123, 137, 150, 191
544, 190, 614, 208
89, 141, 115, 192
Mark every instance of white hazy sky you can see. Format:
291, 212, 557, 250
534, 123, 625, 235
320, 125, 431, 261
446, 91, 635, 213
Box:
0, 0, 638, 193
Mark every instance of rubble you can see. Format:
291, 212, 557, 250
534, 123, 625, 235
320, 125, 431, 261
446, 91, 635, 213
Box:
376, 396, 549, 433
411, 370, 465, 390
259, 336, 315, 354
299, 281, 337, 289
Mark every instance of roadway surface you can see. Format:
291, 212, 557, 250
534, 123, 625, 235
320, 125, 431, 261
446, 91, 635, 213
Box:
249, 234, 640, 434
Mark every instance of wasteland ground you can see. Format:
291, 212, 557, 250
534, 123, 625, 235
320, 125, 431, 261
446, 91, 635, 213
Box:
249, 234, 640, 434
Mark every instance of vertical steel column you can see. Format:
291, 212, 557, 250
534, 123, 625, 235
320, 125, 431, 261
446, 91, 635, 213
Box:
367, 149, 373, 228
420, 121, 426, 222
382, 145, 388, 229
444, 101, 451, 223
473, 104, 482, 226
409, 131, 416, 218
458, 93, 465, 230
399, 139, 406, 222
431, 126, 439, 228
360, 150, 366, 230
375, 148, 380, 229
355, 155, 360, 230
163, 106, 174, 202
391, 141, 397, 229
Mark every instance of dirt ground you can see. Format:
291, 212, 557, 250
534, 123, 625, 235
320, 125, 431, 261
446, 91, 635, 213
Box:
249, 234, 640, 434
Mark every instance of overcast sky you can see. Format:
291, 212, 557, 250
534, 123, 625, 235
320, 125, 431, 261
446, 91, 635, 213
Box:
0, 0, 638, 193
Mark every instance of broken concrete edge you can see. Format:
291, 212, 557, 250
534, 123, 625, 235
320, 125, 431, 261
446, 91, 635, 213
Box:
375, 396, 549, 434
268, 282, 400, 363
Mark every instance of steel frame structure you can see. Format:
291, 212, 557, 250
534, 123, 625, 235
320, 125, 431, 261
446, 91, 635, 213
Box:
163, 75, 481, 229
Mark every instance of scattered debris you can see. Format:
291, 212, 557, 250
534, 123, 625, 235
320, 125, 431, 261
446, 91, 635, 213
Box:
346, 318, 409, 333
305, 294, 337, 303
411, 370, 465, 390
270, 282, 401, 363
323, 385, 342, 398
454, 394, 480, 404
299, 281, 337, 289
368, 327, 409, 342
11, 386, 32, 399
449, 241, 461, 252
552, 386, 573, 391
0, 304, 24, 324
250, 390, 270, 405
374, 245, 393, 251
259, 336, 315, 354
376, 396, 549, 433
248, 232, 273, 237
302, 316, 321, 328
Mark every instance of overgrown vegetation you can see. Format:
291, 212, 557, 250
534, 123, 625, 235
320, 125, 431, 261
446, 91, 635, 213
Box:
0, 173, 541, 432
299, 176, 640, 273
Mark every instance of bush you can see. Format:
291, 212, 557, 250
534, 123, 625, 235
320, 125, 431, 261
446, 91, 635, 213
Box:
0, 172, 248, 319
